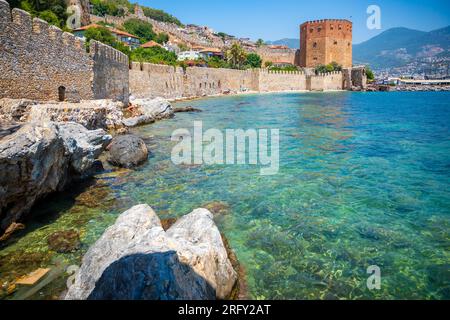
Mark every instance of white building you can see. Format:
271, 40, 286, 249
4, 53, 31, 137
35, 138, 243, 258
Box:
177, 50, 204, 61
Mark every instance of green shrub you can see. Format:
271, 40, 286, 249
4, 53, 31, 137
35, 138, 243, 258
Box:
315, 61, 342, 74
246, 53, 262, 68
130, 47, 177, 65
84, 26, 130, 56
141, 7, 183, 27
123, 18, 156, 42
8, 0, 67, 28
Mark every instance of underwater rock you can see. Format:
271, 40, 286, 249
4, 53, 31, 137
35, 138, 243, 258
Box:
173, 106, 202, 113
107, 135, 149, 168
0, 122, 112, 238
47, 230, 81, 253
123, 97, 174, 127
0, 222, 25, 242
65, 205, 237, 300
15, 268, 50, 285
202, 201, 231, 217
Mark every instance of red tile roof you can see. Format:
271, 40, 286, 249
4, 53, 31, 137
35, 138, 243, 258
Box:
141, 40, 163, 48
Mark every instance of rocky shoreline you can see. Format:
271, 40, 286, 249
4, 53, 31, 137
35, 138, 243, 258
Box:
0, 95, 245, 300
0, 97, 177, 240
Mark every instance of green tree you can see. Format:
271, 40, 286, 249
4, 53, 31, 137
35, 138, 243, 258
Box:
315, 61, 342, 74
123, 18, 156, 42
8, 0, 68, 28
130, 47, 177, 65
264, 61, 273, 68
226, 43, 247, 69
38, 10, 60, 26
245, 53, 262, 68
366, 66, 375, 81
154, 32, 169, 44
141, 6, 183, 27
256, 39, 265, 47
207, 56, 230, 69
84, 26, 130, 56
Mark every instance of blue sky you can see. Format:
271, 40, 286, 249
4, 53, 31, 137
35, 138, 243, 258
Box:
138, 0, 450, 44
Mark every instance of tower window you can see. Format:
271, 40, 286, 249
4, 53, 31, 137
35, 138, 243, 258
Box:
338, 25, 342, 30
318, 27, 322, 32
334, 41, 338, 45
313, 42, 317, 48
310, 28, 314, 33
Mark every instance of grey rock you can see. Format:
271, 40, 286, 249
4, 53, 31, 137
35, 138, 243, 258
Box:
28, 99, 125, 130
124, 97, 174, 127
108, 134, 148, 168
173, 106, 202, 113
65, 205, 237, 300
0, 98, 37, 123
0, 122, 111, 236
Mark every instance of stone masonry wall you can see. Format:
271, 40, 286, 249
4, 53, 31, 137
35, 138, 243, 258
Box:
184, 67, 258, 97
91, 41, 129, 104
258, 70, 307, 92
130, 63, 347, 99
307, 71, 343, 91
129, 62, 184, 99
300, 19, 352, 68
129, 63, 259, 99
0, 0, 129, 103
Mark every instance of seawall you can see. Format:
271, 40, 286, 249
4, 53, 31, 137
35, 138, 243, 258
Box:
130, 63, 343, 99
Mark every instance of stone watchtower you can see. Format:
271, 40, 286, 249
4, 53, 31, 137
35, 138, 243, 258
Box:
299, 19, 352, 68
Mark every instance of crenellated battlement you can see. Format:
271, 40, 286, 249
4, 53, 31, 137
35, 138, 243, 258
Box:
89, 40, 129, 65
0, 0, 11, 23
315, 71, 342, 77
301, 19, 351, 26
0, 0, 128, 103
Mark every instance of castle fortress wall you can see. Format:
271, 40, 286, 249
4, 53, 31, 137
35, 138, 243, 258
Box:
130, 63, 345, 99
183, 67, 258, 97
255, 47, 297, 66
0, 0, 129, 103
258, 70, 307, 92
307, 71, 343, 91
90, 41, 129, 103
129, 63, 185, 99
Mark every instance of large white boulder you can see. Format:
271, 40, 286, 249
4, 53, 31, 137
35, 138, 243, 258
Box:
65, 205, 237, 300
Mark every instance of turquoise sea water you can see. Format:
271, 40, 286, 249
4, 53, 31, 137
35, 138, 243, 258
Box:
1, 91, 449, 299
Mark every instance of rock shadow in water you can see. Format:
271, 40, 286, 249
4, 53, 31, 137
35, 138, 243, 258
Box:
88, 252, 216, 300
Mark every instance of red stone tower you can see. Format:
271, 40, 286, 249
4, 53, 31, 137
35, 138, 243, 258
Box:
299, 19, 352, 68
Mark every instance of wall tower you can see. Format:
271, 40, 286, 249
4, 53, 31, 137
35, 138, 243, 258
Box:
299, 19, 352, 68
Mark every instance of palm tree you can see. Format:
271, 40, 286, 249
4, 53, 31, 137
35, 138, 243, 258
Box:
226, 43, 247, 69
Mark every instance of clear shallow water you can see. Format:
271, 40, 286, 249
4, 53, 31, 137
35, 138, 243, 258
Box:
1, 92, 449, 300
